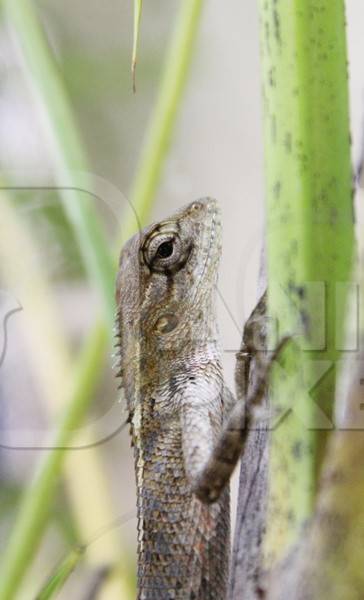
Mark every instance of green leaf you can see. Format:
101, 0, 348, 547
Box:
132, 0, 143, 92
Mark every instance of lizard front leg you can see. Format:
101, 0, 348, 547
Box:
181, 295, 288, 505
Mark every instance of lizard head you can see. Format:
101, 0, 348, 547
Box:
115, 198, 221, 395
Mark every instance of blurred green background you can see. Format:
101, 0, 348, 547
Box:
0, 1, 363, 598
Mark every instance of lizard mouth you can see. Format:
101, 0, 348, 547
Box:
190, 198, 221, 306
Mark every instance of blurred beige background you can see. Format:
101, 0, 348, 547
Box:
0, 0, 363, 597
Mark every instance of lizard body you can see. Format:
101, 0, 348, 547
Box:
116, 199, 281, 599
116, 199, 229, 598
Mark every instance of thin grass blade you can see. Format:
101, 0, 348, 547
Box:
35, 547, 84, 600
132, 0, 143, 92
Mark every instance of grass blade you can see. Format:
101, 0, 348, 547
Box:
4, 0, 116, 329
35, 547, 85, 600
132, 0, 143, 92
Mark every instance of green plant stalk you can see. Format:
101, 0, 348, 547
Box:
258, 0, 354, 567
0, 0, 205, 596
268, 268, 364, 597
3, 0, 115, 329
0, 324, 108, 600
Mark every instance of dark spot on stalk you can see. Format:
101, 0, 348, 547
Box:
291, 440, 303, 459
273, 9, 281, 45
268, 67, 276, 87
265, 21, 271, 54
273, 180, 281, 200
300, 309, 310, 335
351, 186, 356, 224
284, 132, 292, 153
288, 281, 306, 299
271, 114, 277, 142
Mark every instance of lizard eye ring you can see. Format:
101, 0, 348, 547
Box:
143, 231, 188, 272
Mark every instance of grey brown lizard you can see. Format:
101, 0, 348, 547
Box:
115, 199, 284, 599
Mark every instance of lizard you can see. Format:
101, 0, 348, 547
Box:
115, 198, 285, 599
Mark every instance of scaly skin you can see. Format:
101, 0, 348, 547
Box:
116, 199, 284, 599
116, 199, 229, 599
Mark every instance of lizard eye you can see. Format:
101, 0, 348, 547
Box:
156, 240, 174, 258
143, 231, 189, 273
